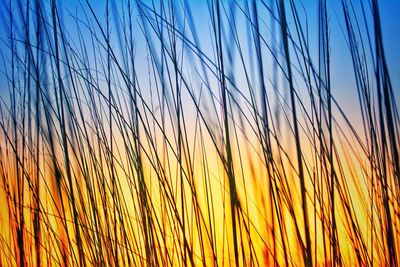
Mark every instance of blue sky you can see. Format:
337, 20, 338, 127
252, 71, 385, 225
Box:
0, 0, 399, 113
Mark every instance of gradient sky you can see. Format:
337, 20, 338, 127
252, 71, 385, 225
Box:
0, 1, 399, 265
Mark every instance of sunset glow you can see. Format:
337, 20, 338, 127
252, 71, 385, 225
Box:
0, 0, 399, 266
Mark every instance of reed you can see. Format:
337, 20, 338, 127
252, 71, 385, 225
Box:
0, 0, 399, 266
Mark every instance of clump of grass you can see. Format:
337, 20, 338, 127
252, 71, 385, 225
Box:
0, 0, 399, 266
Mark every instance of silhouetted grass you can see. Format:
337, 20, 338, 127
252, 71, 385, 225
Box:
0, 0, 399, 266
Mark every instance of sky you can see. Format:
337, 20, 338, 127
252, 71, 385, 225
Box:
1, 0, 399, 111
0, 1, 400, 265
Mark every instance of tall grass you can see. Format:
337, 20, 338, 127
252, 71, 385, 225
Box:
0, 0, 399, 266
